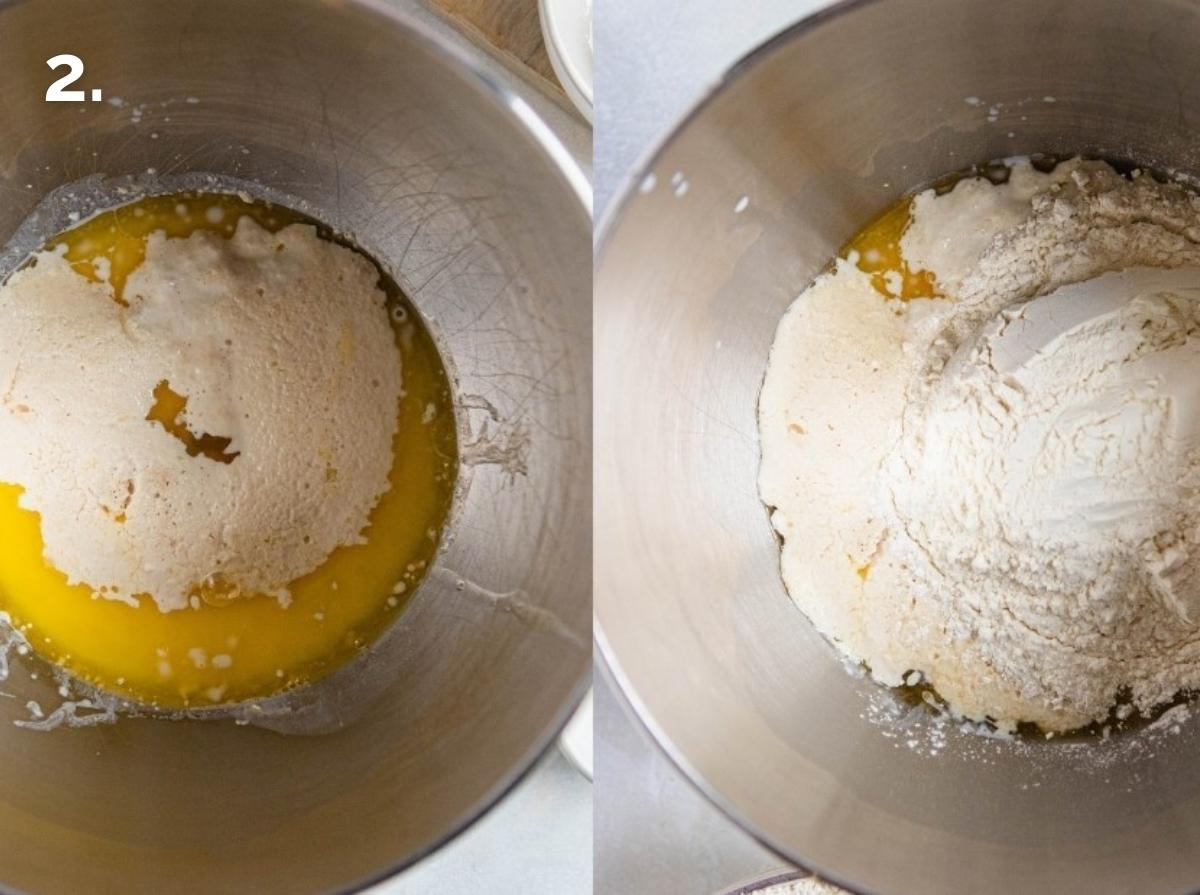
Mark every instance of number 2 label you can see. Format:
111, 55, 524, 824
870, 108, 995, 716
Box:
46, 54, 101, 102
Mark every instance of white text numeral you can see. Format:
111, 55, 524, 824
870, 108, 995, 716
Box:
46, 54, 86, 102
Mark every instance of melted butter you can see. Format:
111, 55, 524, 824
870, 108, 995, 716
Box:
146, 380, 239, 464
842, 196, 940, 301
0, 192, 457, 708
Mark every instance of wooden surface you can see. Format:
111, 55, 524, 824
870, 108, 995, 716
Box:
426, 0, 563, 95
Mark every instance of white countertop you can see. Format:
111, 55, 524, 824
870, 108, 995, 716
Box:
595, 0, 827, 217
384, 747, 593, 894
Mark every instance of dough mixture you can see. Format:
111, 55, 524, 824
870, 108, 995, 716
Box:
0, 215, 400, 612
0, 193, 456, 706
759, 159, 1200, 731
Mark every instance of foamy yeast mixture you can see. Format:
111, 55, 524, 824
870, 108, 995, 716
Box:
0, 193, 456, 707
759, 159, 1200, 731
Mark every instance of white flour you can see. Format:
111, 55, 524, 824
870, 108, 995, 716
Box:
755, 878, 848, 895
0, 217, 402, 612
759, 159, 1200, 730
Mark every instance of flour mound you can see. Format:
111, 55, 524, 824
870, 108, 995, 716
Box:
0, 216, 402, 612
756, 878, 849, 895
759, 159, 1200, 730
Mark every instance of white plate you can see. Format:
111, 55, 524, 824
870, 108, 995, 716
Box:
539, 0, 593, 122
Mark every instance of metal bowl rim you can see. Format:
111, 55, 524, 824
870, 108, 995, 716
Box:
593, 2, 911, 892
308, 1, 592, 888
0, 0, 593, 891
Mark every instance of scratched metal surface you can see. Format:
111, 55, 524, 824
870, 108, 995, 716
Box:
0, 1, 591, 893
596, 0, 1200, 894
372, 6, 595, 891
593, 2, 823, 894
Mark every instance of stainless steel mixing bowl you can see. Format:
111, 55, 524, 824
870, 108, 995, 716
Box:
0, 1, 590, 892
596, 1, 1200, 893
